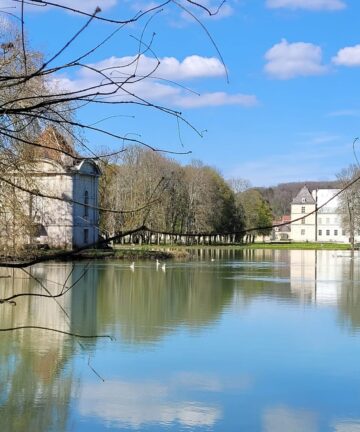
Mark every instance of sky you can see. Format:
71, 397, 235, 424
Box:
1, 0, 360, 186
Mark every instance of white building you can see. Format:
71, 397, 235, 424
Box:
3, 128, 101, 250
29, 158, 101, 249
290, 185, 355, 243
290, 185, 316, 241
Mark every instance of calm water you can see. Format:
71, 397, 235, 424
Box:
1, 249, 360, 432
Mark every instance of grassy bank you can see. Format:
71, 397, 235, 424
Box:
73, 245, 190, 261
232, 242, 351, 250
6, 241, 349, 265
100, 242, 351, 258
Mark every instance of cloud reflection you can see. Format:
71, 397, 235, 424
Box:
78, 379, 221, 429
263, 406, 317, 432
333, 421, 360, 432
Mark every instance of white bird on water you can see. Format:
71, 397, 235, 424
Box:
156, 259, 160, 269
161, 263, 166, 272
130, 262, 135, 271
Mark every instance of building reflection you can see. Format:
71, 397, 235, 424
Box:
290, 250, 358, 304
0, 263, 98, 432
290, 250, 360, 330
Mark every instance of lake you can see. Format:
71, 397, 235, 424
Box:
0, 249, 360, 432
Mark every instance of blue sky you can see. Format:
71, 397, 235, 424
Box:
3, 0, 360, 186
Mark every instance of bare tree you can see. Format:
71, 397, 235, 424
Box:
0, 0, 227, 257
227, 177, 251, 194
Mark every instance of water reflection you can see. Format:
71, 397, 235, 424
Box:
0, 250, 360, 431
96, 261, 234, 343
290, 250, 360, 305
0, 267, 71, 432
78, 378, 222, 429
263, 406, 317, 432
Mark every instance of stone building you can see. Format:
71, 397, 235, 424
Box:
290, 185, 356, 243
5, 128, 101, 250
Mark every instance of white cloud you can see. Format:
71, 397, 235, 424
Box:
332, 45, 360, 67
78, 379, 221, 429
53, 54, 258, 109
264, 39, 327, 79
266, 0, 346, 10
87, 54, 226, 81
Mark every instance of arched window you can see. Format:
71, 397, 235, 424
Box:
84, 190, 89, 217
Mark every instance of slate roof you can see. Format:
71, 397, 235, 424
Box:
292, 185, 316, 204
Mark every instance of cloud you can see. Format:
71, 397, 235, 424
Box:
78, 379, 221, 429
53, 54, 258, 109
86, 54, 226, 81
264, 39, 328, 79
332, 45, 360, 67
266, 0, 346, 10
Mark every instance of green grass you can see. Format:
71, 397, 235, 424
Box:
238, 242, 351, 250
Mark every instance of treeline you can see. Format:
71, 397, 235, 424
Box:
99, 147, 273, 241
256, 180, 340, 218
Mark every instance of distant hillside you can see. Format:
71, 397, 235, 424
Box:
255, 180, 340, 217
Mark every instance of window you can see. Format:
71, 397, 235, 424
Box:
301, 206, 306, 214
301, 218, 305, 224
84, 190, 89, 217
342, 230, 346, 236
318, 230, 322, 236
318, 218, 322, 225
326, 230, 330, 236
326, 218, 330, 224
301, 197, 306, 203
301, 229, 305, 236
334, 230, 338, 236
84, 229, 89, 244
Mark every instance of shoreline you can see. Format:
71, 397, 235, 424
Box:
72, 241, 352, 260
0, 242, 353, 266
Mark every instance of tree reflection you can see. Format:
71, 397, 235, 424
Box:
96, 262, 234, 344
